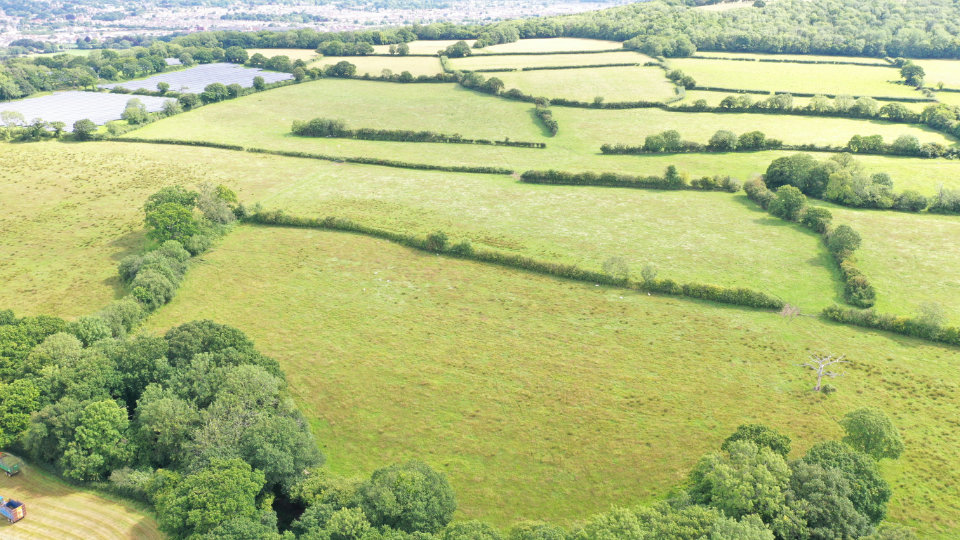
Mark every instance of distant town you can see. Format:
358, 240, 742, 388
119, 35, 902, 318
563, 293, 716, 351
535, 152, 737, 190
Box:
0, 0, 631, 47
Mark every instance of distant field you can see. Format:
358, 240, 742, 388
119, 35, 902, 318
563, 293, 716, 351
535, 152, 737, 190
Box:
918, 59, 960, 89
133, 78, 541, 141
694, 51, 890, 65
831, 207, 960, 324
478, 37, 622, 53
448, 51, 650, 71
27, 48, 96, 58
0, 142, 281, 318
319, 55, 443, 77
372, 39, 475, 55
669, 57, 925, 98
100, 63, 292, 93
936, 91, 960, 107
1, 461, 160, 539
147, 225, 960, 536
495, 66, 677, 103
246, 48, 319, 63
131, 78, 960, 195
554, 106, 954, 148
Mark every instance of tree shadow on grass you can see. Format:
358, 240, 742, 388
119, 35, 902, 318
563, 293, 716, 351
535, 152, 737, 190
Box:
104, 229, 150, 300
730, 193, 847, 305
527, 107, 554, 138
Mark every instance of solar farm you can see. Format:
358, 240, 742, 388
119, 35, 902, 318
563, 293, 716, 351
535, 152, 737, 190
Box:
0, 92, 172, 129
99, 63, 293, 93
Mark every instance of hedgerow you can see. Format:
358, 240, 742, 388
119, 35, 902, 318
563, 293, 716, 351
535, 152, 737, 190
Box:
246, 147, 515, 174
520, 167, 740, 192
247, 209, 785, 311
291, 118, 545, 148
822, 305, 960, 345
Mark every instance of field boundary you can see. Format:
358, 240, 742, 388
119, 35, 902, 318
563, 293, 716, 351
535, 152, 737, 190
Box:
689, 54, 896, 68
245, 210, 787, 311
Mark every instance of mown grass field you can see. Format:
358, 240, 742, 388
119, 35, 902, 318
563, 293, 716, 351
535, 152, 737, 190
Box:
669, 57, 923, 98
447, 51, 651, 71
146, 225, 960, 536
494, 66, 678, 103
319, 55, 443, 76
0, 460, 161, 539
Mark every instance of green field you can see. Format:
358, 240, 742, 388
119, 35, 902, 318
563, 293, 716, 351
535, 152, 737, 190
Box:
447, 51, 651, 71
320, 55, 443, 76
129, 78, 960, 196
478, 37, 622, 53
0, 142, 283, 317
146, 225, 960, 536
1, 460, 161, 539
917, 59, 960, 89
669, 57, 924, 98
694, 51, 891, 65
831, 207, 960, 324
493, 66, 678, 103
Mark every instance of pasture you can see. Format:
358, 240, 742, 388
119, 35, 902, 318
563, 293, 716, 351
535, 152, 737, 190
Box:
918, 59, 960, 89
0, 142, 284, 317
493, 66, 677, 102
0, 460, 160, 539
830, 207, 960, 325
447, 51, 651, 71
669, 57, 924, 98
0, 92, 172, 128
130, 77, 960, 194
477, 37, 622, 53
146, 225, 960, 536
100, 63, 292, 93
319, 55, 443, 77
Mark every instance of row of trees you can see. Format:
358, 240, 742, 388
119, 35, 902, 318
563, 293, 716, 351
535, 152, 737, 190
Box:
601, 129, 783, 154
765, 152, 957, 213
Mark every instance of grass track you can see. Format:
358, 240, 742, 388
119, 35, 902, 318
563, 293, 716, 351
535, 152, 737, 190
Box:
0, 461, 161, 540
146, 225, 960, 537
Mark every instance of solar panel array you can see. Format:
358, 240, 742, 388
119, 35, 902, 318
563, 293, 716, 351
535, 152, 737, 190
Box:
0, 92, 174, 130
100, 63, 293, 93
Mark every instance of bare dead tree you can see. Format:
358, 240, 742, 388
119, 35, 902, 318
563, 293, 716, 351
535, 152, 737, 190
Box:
800, 353, 849, 392
779, 304, 801, 320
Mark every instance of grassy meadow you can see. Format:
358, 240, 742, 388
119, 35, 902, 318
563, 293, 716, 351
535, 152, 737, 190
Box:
1, 460, 161, 539
477, 38, 622, 53
130, 78, 960, 195
319, 55, 443, 76
916, 59, 960, 89
146, 225, 960, 536
669, 57, 923, 98
494, 66, 678, 103
830, 207, 960, 324
447, 51, 651, 71
693, 51, 890, 65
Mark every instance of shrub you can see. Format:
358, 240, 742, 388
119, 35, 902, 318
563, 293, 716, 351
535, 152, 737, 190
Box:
768, 185, 807, 221
72, 119, 98, 141
708, 130, 738, 151
827, 225, 862, 256
893, 190, 928, 212
800, 207, 833, 233
743, 178, 775, 209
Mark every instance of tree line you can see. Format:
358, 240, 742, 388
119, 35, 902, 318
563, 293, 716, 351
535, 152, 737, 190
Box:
601, 129, 783, 154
